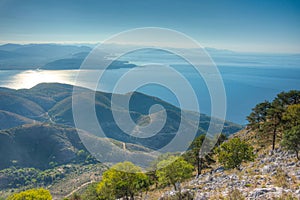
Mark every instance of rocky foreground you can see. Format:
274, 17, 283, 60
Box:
160, 148, 300, 200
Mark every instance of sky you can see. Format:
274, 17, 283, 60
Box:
0, 0, 299, 53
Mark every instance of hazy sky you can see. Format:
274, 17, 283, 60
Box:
0, 0, 299, 53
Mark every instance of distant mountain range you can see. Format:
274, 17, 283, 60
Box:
0, 44, 90, 69
0, 43, 135, 70
1, 43, 299, 70
0, 83, 242, 169
0, 43, 241, 70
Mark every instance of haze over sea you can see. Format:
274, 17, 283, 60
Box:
0, 49, 300, 125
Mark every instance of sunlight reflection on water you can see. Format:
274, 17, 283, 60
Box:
4, 70, 77, 89
1, 66, 300, 124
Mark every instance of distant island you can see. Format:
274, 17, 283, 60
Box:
0, 44, 135, 70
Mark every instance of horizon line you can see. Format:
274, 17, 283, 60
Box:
0, 41, 300, 55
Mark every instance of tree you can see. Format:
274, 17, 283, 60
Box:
70, 193, 81, 200
266, 101, 283, 151
146, 152, 178, 189
7, 188, 52, 200
281, 104, 300, 160
97, 161, 150, 200
156, 156, 193, 191
246, 100, 281, 150
268, 91, 300, 150
184, 134, 226, 176
282, 125, 300, 160
283, 104, 300, 128
247, 101, 271, 130
276, 90, 300, 105
185, 134, 206, 177
81, 183, 99, 200
247, 91, 300, 150
215, 138, 255, 169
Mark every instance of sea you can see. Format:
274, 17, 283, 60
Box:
0, 49, 300, 125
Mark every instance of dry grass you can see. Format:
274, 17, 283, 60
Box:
209, 194, 226, 200
227, 188, 245, 200
275, 192, 298, 200
273, 168, 289, 188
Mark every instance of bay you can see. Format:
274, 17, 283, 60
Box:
1, 64, 300, 125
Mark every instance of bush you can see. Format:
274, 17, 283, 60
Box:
281, 125, 300, 160
97, 161, 150, 200
215, 138, 255, 169
81, 183, 99, 200
7, 188, 52, 200
156, 156, 194, 190
70, 193, 81, 200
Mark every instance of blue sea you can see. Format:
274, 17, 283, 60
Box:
0, 50, 300, 125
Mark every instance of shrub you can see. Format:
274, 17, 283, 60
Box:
281, 125, 300, 160
215, 138, 255, 169
156, 156, 194, 190
7, 188, 52, 200
97, 161, 150, 200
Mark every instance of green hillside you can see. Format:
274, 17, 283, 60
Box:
0, 124, 88, 170
0, 83, 242, 151
0, 110, 34, 130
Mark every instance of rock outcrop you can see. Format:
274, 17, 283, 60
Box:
160, 148, 300, 199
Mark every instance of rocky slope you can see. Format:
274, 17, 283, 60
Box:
160, 147, 300, 200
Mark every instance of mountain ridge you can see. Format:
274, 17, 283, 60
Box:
0, 83, 242, 170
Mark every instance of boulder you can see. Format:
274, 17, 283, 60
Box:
249, 187, 277, 198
